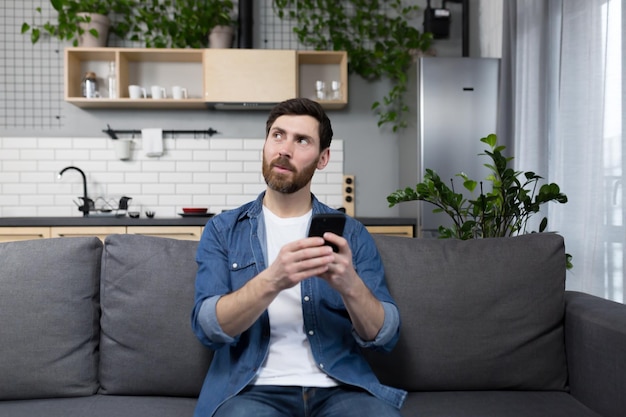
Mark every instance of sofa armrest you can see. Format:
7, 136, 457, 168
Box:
565, 290, 626, 417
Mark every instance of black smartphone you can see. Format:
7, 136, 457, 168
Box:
307, 213, 346, 252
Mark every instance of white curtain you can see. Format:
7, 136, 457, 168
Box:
500, 0, 624, 302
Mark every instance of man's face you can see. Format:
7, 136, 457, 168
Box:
262, 115, 329, 194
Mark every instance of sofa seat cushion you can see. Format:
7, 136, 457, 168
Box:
0, 237, 102, 400
368, 233, 568, 391
401, 391, 602, 417
99, 234, 212, 397
0, 395, 197, 417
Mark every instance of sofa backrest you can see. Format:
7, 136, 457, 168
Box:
0, 237, 102, 400
367, 233, 568, 392
98, 234, 212, 397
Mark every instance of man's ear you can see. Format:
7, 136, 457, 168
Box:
317, 148, 330, 169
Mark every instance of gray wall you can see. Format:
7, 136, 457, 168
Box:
1, 0, 470, 217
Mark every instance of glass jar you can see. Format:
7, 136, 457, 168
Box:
82, 71, 98, 98
107, 62, 117, 99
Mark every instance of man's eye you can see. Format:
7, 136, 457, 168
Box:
297, 137, 310, 145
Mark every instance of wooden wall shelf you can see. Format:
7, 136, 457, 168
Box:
65, 47, 348, 110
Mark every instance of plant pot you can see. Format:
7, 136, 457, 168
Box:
209, 25, 234, 48
77, 13, 110, 47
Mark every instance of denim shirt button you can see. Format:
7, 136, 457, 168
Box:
308, 330, 314, 336
319, 363, 325, 369
232, 263, 238, 269
303, 295, 310, 302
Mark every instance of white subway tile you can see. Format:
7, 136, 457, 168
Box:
4, 137, 37, 148
227, 150, 261, 161
21, 172, 52, 183
210, 138, 243, 150
226, 194, 256, 207
176, 183, 210, 195
4, 160, 37, 171
55, 149, 91, 160
5, 183, 37, 194
210, 161, 244, 172
227, 172, 260, 183
244, 139, 264, 150
142, 161, 177, 172
39, 137, 74, 149
211, 183, 242, 194
142, 183, 176, 194
192, 149, 227, 161
175, 161, 211, 172
193, 172, 227, 184
0, 149, 20, 160
0, 172, 19, 182
124, 172, 159, 183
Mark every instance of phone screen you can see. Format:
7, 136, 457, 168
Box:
307, 213, 346, 252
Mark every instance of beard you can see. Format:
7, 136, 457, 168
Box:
262, 154, 319, 194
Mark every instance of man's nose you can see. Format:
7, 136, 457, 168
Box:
278, 141, 293, 157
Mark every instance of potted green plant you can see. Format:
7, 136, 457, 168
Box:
125, 0, 236, 48
273, 0, 433, 132
21, 0, 136, 47
387, 134, 572, 267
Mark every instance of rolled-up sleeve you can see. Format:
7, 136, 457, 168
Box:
352, 301, 399, 348
197, 295, 236, 345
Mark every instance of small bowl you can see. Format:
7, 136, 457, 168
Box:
145, 211, 155, 218
182, 207, 208, 214
128, 211, 140, 218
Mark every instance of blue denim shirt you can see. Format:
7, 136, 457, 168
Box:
191, 193, 406, 417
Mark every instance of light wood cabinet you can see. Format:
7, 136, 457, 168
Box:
0, 227, 51, 242
204, 49, 296, 105
51, 226, 127, 241
366, 225, 414, 238
64, 47, 347, 110
127, 226, 203, 241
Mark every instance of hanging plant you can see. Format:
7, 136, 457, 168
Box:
273, 0, 433, 132
124, 0, 236, 48
21, 0, 136, 46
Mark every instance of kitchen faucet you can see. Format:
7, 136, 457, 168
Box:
58, 166, 93, 217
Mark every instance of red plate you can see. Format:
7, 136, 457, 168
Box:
182, 207, 208, 214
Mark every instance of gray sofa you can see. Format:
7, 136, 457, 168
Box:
0, 232, 624, 417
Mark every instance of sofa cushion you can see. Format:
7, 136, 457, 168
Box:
0, 237, 102, 400
99, 234, 212, 397
0, 395, 198, 417
367, 233, 568, 391
402, 391, 602, 417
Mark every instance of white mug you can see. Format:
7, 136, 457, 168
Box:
128, 85, 146, 99
172, 86, 188, 100
151, 85, 166, 99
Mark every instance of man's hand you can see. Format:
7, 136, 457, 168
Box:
264, 236, 335, 292
318, 232, 385, 342
216, 236, 333, 337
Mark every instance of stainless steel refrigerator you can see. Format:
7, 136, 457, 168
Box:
397, 57, 500, 237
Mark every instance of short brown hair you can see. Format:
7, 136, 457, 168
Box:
265, 98, 333, 150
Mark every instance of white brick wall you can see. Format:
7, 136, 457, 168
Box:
0, 136, 344, 218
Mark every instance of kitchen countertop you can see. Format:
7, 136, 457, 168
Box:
0, 216, 417, 228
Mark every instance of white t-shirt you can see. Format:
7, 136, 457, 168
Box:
254, 206, 338, 387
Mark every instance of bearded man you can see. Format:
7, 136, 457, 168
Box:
191, 98, 405, 417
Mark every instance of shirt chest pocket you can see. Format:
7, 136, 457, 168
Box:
228, 253, 257, 290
